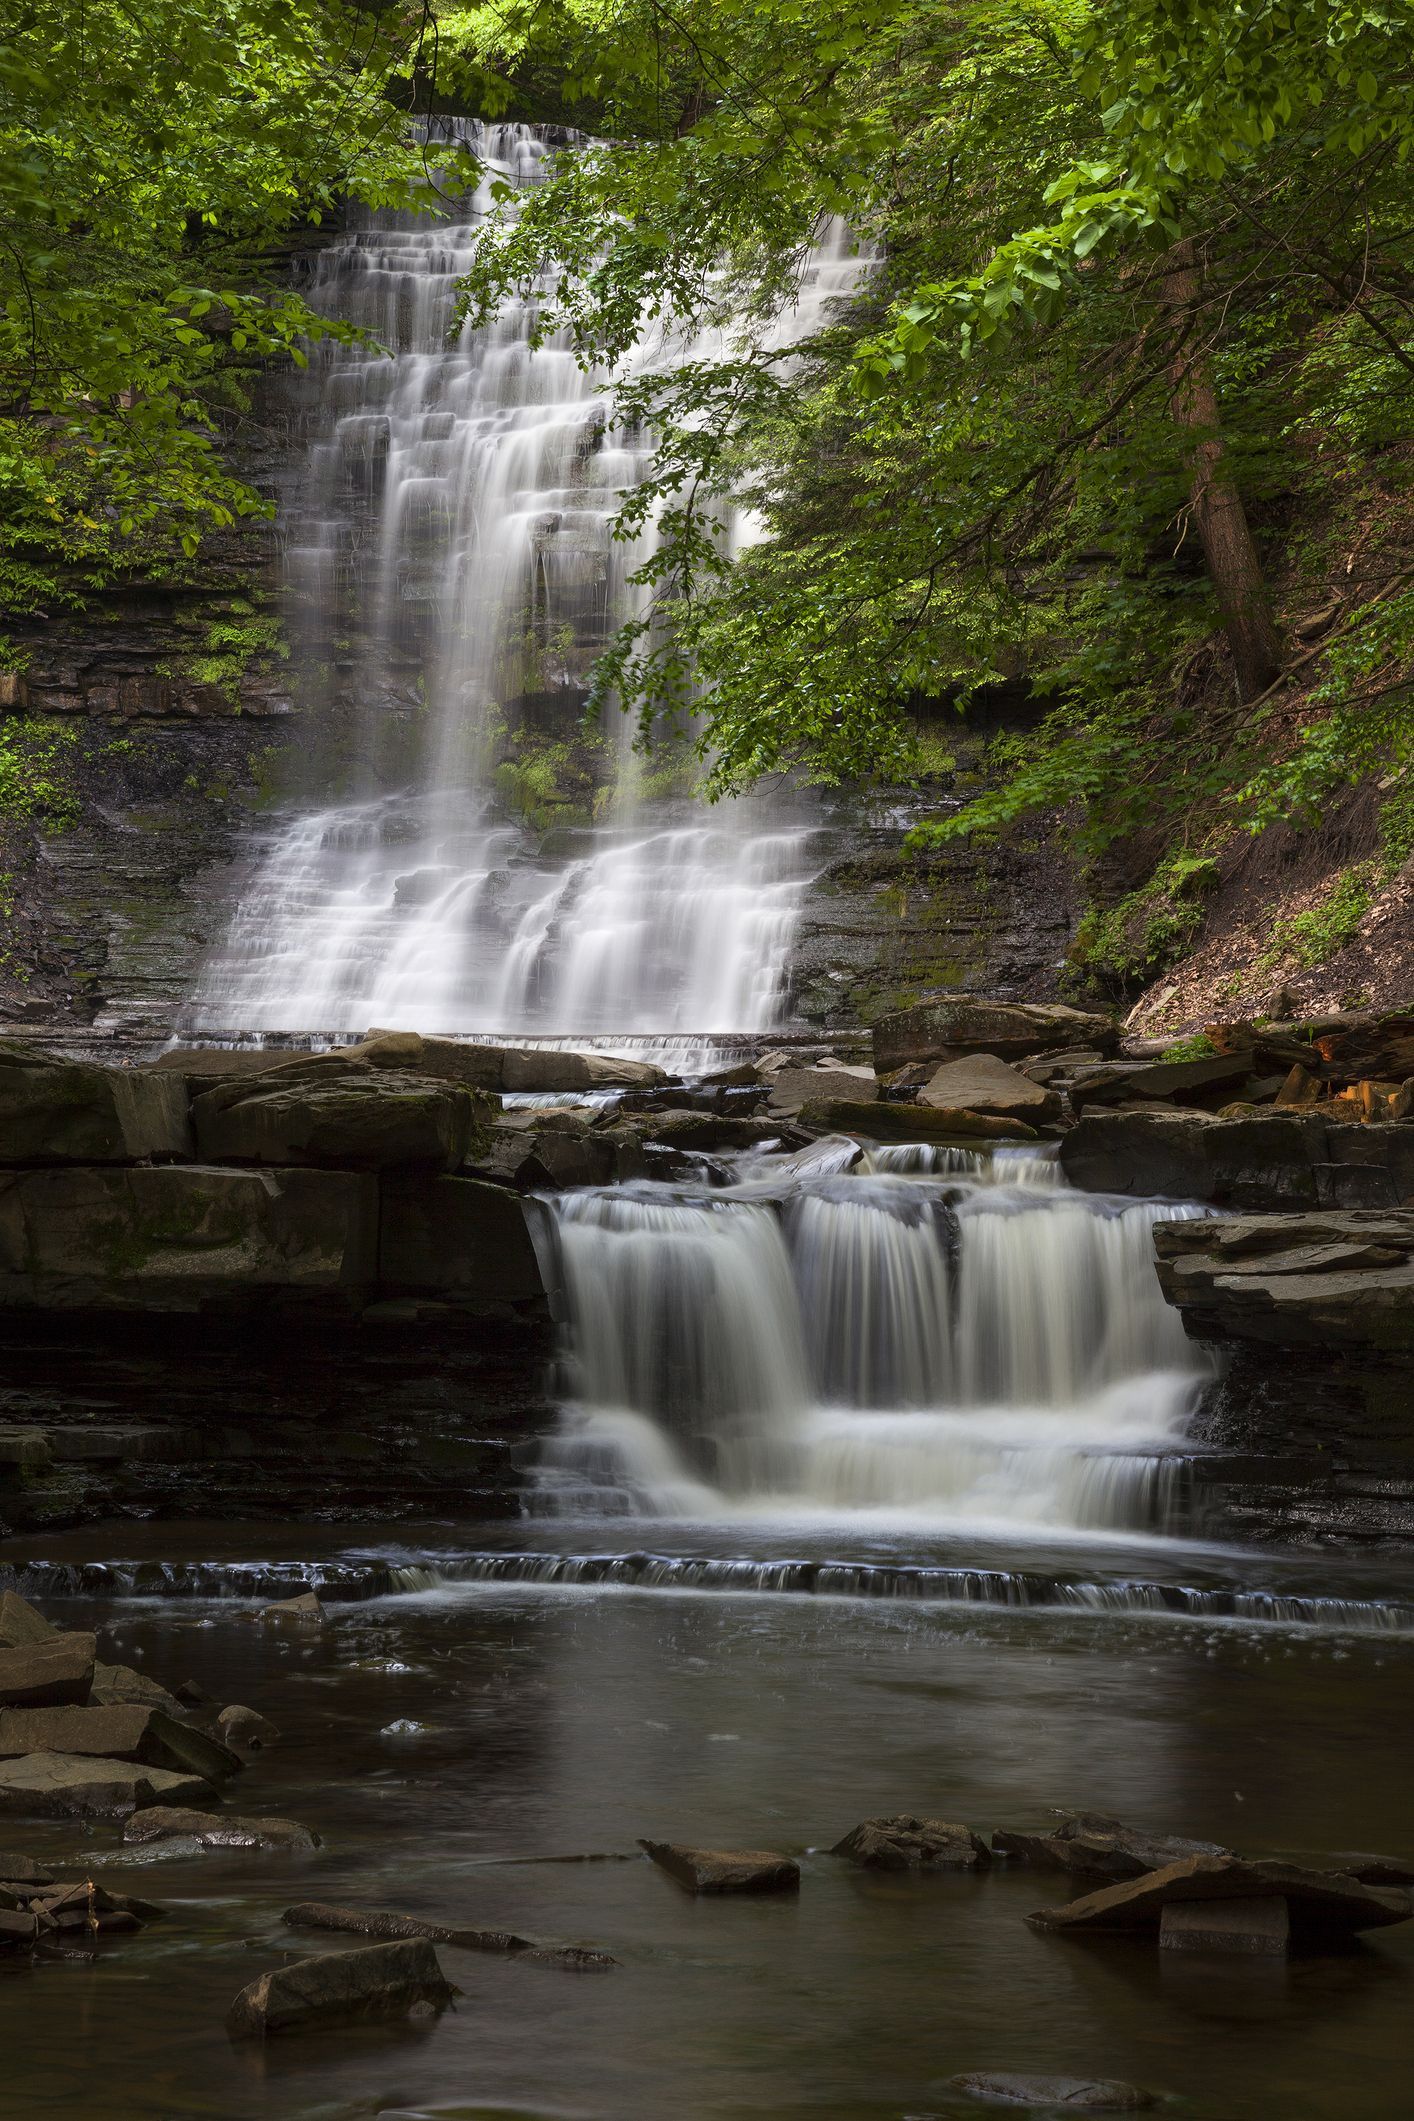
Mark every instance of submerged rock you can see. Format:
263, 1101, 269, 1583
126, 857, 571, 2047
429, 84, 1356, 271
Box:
216, 1704, 280, 1756
945, 2071, 1156, 2110
831, 1815, 991, 1871
0, 1635, 96, 1709
282, 1901, 617, 1968
1027, 1853, 1412, 1943
640, 1839, 800, 1893
254, 1591, 324, 1627
124, 1806, 319, 1850
0, 1752, 214, 1818
226, 1937, 457, 2039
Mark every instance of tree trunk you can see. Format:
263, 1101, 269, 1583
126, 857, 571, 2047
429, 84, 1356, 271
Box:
1163, 240, 1282, 700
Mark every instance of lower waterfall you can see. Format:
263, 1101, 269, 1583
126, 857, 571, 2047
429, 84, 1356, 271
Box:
533, 1150, 1211, 1532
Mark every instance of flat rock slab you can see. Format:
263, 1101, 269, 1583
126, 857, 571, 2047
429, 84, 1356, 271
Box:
283, 1901, 616, 1969
0, 1704, 241, 1782
227, 1938, 457, 2039
918, 1055, 1060, 1121
0, 1635, 96, 1709
832, 1815, 991, 1871
799, 1100, 1037, 1144
124, 1806, 318, 1850
872, 999, 1119, 1073
0, 1752, 213, 1818
946, 2072, 1156, 2111
993, 1814, 1230, 1881
1027, 1853, 1412, 1941
89, 1662, 180, 1712
640, 1840, 800, 1893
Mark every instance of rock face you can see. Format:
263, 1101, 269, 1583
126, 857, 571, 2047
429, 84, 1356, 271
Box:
379, 1177, 545, 1308
0, 1750, 213, 1817
872, 998, 1118, 1073
640, 1840, 801, 1893
226, 1938, 457, 2038
831, 1815, 992, 1870
0, 1165, 379, 1310
917, 1055, 1060, 1121
1153, 1212, 1414, 1353
1027, 1853, 1412, 1943
0, 1636, 96, 1708
191, 1069, 486, 1171
945, 2073, 1156, 2111
0, 1044, 191, 1162
800, 1099, 1036, 1143
1060, 1109, 1414, 1210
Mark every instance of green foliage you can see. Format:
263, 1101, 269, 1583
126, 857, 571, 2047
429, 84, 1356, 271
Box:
1256, 862, 1379, 972
1158, 1032, 1217, 1062
0, 719, 78, 825
1072, 844, 1221, 987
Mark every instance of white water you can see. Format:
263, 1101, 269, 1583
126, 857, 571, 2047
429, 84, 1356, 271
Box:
189, 120, 863, 1037
536, 1152, 1213, 1533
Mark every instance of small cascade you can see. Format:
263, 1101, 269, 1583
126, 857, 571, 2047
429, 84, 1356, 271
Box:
535, 1156, 1216, 1532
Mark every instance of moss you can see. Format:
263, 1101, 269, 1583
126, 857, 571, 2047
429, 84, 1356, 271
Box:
1073, 844, 1222, 992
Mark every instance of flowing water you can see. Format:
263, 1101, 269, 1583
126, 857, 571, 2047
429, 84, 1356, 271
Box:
188, 121, 854, 1038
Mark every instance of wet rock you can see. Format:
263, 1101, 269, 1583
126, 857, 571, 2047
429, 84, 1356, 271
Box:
1026, 1853, 1412, 1942
0, 1751, 214, 1818
917, 1055, 1060, 1122
0, 1164, 379, 1309
282, 1901, 617, 1968
640, 1839, 800, 1893
89, 1662, 180, 1712
1159, 1895, 1290, 1955
1153, 1212, 1414, 1354
0, 1593, 59, 1648
0, 1908, 42, 1947
226, 1937, 457, 2039
499, 1048, 666, 1094
799, 1099, 1036, 1144
832, 1815, 991, 1870
216, 1704, 280, 1755
0, 1634, 96, 1708
1324, 1852, 1414, 1887
0, 1705, 241, 1782
338, 1031, 506, 1092
640, 1111, 806, 1153
873, 999, 1119, 1073
124, 1806, 319, 1850
0, 1044, 192, 1164
378, 1175, 546, 1310
174, 1679, 211, 1707
0, 1854, 56, 1884
255, 1591, 324, 1626
945, 2071, 1156, 2110
28, 1879, 166, 1933
192, 1072, 485, 1172
991, 1814, 1230, 1881
1059, 1108, 1414, 1210
766, 1069, 880, 1115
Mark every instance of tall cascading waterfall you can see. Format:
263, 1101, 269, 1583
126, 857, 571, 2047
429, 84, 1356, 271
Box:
188, 121, 860, 1039
534, 1150, 1213, 1533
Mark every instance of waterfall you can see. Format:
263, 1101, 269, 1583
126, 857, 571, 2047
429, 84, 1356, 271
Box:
535, 1159, 1213, 1533
187, 120, 855, 1038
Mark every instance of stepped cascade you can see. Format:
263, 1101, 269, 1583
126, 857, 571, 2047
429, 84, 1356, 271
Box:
189, 122, 863, 1038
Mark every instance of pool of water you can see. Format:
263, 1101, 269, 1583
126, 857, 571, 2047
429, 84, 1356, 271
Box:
5, 1519, 1414, 2119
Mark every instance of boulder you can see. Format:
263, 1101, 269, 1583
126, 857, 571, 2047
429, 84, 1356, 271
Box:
831, 1815, 991, 1871
1068, 1052, 1255, 1115
640, 1839, 800, 1893
0, 1165, 379, 1310
216, 1705, 280, 1755
991, 1815, 1230, 1881
1152, 1212, 1414, 1354
339, 1032, 505, 1092
799, 1100, 1036, 1144
917, 1056, 1061, 1122
0, 1705, 241, 1782
0, 1044, 192, 1164
766, 1069, 880, 1116
0, 1593, 58, 1648
872, 999, 1119, 1073
226, 1938, 457, 2039
378, 1175, 546, 1309
0, 1908, 41, 1947
945, 2073, 1156, 2111
123, 1806, 319, 1850
0, 1634, 95, 1708
282, 1901, 617, 1969
255, 1591, 324, 1626
0, 1752, 214, 1817
90, 1662, 180, 1712
0, 1854, 56, 1884
1026, 1853, 1412, 1942
191, 1073, 487, 1172
1059, 1109, 1414, 1210
640, 1111, 806, 1153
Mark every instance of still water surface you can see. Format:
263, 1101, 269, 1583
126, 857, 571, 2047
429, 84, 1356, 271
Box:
6, 1523, 1413, 2120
